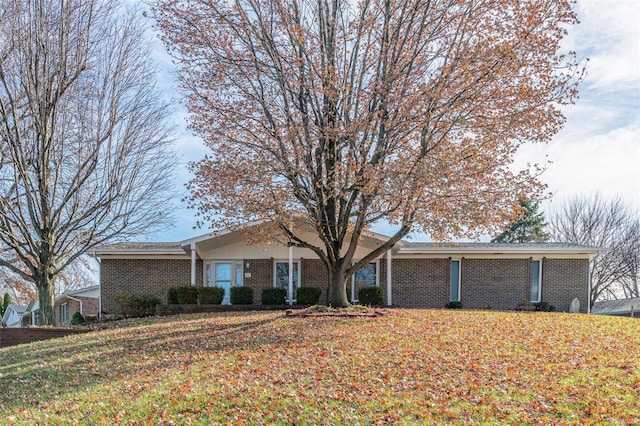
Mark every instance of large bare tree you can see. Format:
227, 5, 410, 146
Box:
0, 0, 176, 324
155, 0, 584, 307
548, 194, 640, 306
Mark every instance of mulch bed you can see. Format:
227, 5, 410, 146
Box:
285, 306, 388, 318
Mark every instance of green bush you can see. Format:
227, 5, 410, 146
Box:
445, 301, 463, 309
70, 311, 85, 325
358, 286, 383, 306
113, 293, 159, 318
176, 286, 198, 304
261, 287, 287, 305
167, 287, 179, 304
230, 286, 254, 305
296, 287, 321, 305
199, 287, 225, 305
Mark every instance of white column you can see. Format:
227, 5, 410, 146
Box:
386, 249, 392, 306
190, 242, 196, 286
288, 245, 294, 305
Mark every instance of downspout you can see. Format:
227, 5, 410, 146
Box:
66, 294, 84, 318
94, 251, 102, 319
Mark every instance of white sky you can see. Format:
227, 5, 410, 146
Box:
146, 0, 640, 242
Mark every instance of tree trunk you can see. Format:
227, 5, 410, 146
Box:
36, 274, 56, 326
327, 266, 350, 308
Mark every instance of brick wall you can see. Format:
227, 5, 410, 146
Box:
302, 259, 329, 303
0, 328, 87, 348
461, 259, 530, 310
542, 258, 589, 313
390, 258, 449, 308
57, 296, 101, 324
243, 259, 273, 304
100, 256, 590, 312
101, 258, 202, 313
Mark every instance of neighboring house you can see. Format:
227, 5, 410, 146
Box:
91, 221, 604, 314
1, 301, 41, 327
54, 285, 101, 325
592, 298, 640, 317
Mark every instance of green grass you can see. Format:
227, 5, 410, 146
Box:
1, 310, 638, 425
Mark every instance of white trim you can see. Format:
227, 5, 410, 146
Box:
393, 253, 596, 260
398, 245, 604, 256
179, 218, 273, 247
91, 254, 190, 260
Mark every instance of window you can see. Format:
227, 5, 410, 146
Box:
450, 260, 461, 302
531, 260, 542, 303
351, 262, 378, 302
60, 302, 69, 324
274, 261, 300, 301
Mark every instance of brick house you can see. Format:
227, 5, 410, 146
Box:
92, 222, 603, 314
54, 285, 101, 324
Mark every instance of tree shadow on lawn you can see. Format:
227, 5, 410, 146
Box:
0, 311, 286, 411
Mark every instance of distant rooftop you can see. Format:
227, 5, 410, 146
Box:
593, 298, 640, 316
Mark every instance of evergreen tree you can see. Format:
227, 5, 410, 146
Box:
492, 200, 550, 243
1, 293, 11, 317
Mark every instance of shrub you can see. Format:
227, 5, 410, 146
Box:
167, 287, 179, 304
230, 286, 254, 305
199, 287, 225, 305
515, 300, 537, 311
113, 293, 159, 318
70, 311, 85, 325
296, 287, 322, 305
176, 286, 198, 304
84, 315, 98, 324
535, 302, 556, 312
358, 286, 383, 306
261, 287, 287, 305
445, 301, 464, 309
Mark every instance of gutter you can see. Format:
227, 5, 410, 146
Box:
65, 294, 84, 319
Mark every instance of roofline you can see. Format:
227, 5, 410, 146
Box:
55, 285, 101, 303
397, 246, 606, 255
179, 218, 273, 248
179, 219, 398, 249
90, 247, 185, 257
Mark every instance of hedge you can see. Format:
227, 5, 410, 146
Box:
261, 287, 287, 305
296, 286, 322, 305
230, 286, 253, 305
113, 293, 160, 318
176, 286, 198, 304
358, 286, 384, 306
199, 287, 225, 305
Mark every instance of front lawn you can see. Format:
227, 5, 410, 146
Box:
0, 310, 638, 424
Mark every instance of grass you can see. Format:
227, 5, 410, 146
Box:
1, 309, 639, 425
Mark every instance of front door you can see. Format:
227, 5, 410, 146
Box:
215, 262, 233, 304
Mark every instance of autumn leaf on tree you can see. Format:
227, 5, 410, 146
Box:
154, 0, 585, 306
